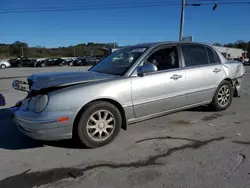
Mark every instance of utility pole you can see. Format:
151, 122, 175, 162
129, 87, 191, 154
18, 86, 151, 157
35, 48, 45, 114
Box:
21, 46, 24, 56
73, 47, 76, 57
179, 0, 185, 41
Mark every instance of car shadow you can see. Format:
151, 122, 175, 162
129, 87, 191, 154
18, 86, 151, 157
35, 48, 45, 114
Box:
0, 108, 44, 150
0, 108, 84, 150
185, 105, 215, 112
43, 139, 87, 149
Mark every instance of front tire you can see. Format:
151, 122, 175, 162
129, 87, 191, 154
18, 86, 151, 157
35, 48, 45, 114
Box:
75, 101, 122, 148
0, 64, 7, 69
210, 80, 233, 111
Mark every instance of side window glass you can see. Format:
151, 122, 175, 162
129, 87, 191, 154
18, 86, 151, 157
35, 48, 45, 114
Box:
213, 50, 221, 63
181, 45, 209, 67
206, 47, 221, 64
143, 46, 179, 71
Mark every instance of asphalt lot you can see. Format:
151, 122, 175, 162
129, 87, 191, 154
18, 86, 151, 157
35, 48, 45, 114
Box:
0, 66, 250, 188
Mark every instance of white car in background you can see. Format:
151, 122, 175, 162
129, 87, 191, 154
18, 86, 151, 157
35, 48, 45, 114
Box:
0, 60, 11, 69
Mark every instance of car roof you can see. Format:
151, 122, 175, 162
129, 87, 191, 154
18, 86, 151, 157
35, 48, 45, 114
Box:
129, 41, 213, 48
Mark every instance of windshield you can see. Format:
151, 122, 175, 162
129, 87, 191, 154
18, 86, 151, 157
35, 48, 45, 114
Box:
90, 47, 148, 75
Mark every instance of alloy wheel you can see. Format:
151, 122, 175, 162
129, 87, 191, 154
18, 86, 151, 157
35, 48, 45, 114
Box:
86, 110, 115, 142
218, 85, 230, 107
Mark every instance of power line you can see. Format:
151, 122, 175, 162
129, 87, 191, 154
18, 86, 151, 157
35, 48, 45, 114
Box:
0, 1, 181, 13
1, 0, 249, 14
186, 0, 250, 6
187, 0, 249, 2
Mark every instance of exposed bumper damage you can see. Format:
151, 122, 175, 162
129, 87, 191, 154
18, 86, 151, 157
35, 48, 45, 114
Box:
13, 97, 76, 140
233, 77, 243, 97
223, 60, 245, 97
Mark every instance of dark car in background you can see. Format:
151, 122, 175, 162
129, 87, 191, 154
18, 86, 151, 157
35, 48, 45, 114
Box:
36, 58, 66, 67
83, 55, 106, 66
69, 55, 106, 66
82, 47, 113, 66
68, 57, 86, 66
8, 56, 37, 67
65, 58, 75, 66
69, 47, 117, 66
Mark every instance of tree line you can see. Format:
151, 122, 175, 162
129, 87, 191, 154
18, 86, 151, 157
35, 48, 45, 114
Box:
0, 41, 119, 59
0, 40, 249, 59
213, 40, 250, 50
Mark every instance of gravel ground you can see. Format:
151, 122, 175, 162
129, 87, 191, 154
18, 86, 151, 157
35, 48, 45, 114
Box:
0, 66, 250, 188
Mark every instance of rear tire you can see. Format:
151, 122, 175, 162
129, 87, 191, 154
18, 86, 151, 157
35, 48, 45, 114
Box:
17, 63, 22, 67
209, 80, 233, 111
74, 101, 122, 148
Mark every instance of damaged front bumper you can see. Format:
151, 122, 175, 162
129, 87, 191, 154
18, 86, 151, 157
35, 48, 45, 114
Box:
13, 103, 76, 141
12, 80, 30, 92
12, 79, 30, 107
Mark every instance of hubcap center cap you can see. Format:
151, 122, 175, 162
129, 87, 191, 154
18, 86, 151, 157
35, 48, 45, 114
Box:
98, 122, 106, 129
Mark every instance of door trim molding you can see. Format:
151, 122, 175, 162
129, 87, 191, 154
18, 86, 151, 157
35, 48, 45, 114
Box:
128, 100, 212, 124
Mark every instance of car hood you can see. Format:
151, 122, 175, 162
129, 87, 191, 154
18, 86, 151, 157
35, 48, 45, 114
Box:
28, 70, 117, 91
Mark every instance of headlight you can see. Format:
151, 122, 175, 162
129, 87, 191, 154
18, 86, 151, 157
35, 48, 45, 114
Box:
28, 95, 49, 113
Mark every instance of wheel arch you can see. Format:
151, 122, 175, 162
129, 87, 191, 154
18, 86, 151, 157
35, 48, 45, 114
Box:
215, 77, 238, 98
73, 98, 127, 135
223, 78, 238, 97
223, 78, 233, 86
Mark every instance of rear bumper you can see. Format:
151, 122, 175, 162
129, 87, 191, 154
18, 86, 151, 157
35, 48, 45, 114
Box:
233, 77, 243, 97
14, 109, 77, 141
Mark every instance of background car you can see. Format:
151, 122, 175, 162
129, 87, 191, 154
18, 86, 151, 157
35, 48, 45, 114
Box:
66, 58, 75, 66
0, 60, 11, 69
36, 58, 66, 67
83, 55, 106, 66
68, 57, 86, 66
8, 56, 37, 67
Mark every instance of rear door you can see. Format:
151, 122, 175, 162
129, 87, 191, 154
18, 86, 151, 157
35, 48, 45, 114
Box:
180, 44, 225, 105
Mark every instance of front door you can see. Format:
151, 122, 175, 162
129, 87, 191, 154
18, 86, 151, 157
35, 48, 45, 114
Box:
131, 45, 187, 118
180, 44, 225, 105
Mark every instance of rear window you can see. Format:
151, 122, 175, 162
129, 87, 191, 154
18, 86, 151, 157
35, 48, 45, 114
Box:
181, 44, 209, 67
206, 47, 221, 64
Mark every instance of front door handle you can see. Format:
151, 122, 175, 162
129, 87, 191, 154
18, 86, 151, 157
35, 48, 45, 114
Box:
213, 68, 221, 73
170, 74, 182, 80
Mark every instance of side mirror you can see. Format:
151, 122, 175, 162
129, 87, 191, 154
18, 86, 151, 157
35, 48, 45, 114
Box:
137, 63, 157, 76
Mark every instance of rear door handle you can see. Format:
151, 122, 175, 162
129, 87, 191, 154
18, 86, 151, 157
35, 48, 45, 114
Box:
170, 74, 182, 80
213, 68, 221, 73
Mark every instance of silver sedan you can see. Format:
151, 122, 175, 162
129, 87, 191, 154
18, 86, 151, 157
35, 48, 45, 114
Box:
12, 41, 245, 148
